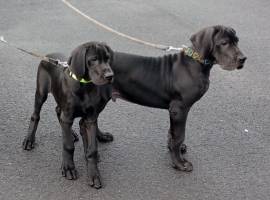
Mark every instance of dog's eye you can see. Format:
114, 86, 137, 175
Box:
91, 56, 98, 61
105, 55, 110, 61
221, 41, 228, 46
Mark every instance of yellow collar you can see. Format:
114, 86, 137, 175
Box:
68, 69, 92, 84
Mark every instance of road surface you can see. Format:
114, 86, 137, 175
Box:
0, 0, 269, 199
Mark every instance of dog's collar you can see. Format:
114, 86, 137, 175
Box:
183, 47, 214, 66
67, 69, 92, 84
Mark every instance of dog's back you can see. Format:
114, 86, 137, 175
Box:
36, 53, 67, 95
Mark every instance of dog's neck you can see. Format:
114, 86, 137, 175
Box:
183, 46, 215, 68
66, 68, 92, 84
180, 47, 213, 76
64, 68, 94, 91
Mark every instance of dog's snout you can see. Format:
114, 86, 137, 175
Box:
238, 56, 247, 64
104, 70, 114, 82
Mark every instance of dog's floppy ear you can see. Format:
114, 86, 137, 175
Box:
190, 26, 218, 59
102, 43, 114, 63
225, 26, 239, 42
68, 45, 87, 78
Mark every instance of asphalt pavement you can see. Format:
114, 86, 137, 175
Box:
0, 0, 270, 200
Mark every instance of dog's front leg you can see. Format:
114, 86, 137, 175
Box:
79, 118, 102, 189
59, 114, 78, 180
168, 100, 193, 172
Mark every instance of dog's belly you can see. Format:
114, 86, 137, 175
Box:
112, 85, 170, 109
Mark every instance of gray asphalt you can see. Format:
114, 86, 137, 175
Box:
1, 0, 270, 200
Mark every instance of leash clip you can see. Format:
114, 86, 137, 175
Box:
47, 58, 68, 67
166, 46, 183, 52
58, 61, 69, 67
53, 59, 68, 67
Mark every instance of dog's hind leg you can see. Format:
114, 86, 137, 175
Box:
96, 119, 113, 143
55, 106, 79, 142
22, 90, 48, 150
168, 100, 193, 172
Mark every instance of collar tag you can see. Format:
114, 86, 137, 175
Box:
204, 59, 211, 66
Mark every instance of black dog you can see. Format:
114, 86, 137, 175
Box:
99, 25, 247, 174
22, 42, 114, 189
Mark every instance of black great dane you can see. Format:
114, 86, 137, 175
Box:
22, 42, 114, 189
98, 25, 247, 180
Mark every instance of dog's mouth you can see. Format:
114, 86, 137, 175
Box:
237, 64, 244, 70
235, 56, 247, 70
103, 71, 114, 83
92, 78, 110, 85
220, 65, 236, 71
220, 62, 245, 71
91, 74, 114, 85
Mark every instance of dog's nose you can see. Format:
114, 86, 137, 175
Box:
238, 56, 247, 64
104, 71, 114, 82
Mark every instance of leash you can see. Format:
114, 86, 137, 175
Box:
0, 36, 93, 83
61, 0, 183, 52
0, 36, 68, 67
0, 35, 211, 71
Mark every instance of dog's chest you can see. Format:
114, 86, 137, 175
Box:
192, 74, 210, 102
181, 74, 210, 105
198, 75, 210, 96
73, 91, 102, 117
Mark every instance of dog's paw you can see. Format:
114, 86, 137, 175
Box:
172, 159, 193, 172
87, 163, 102, 189
89, 173, 102, 189
72, 130, 79, 142
97, 131, 113, 143
61, 163, 78, 180
22, 137, 35, 150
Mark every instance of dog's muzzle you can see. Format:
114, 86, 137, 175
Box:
237, 55, 247, 69
104, 70, 114, 82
